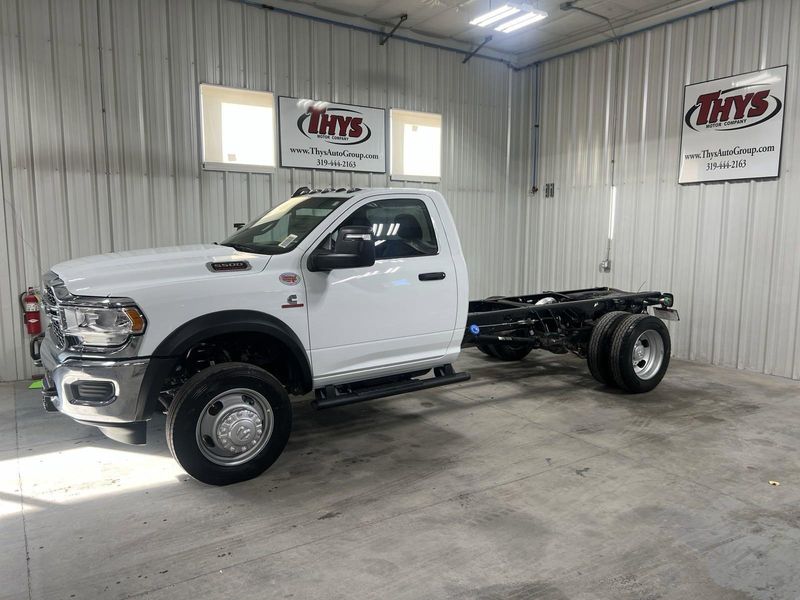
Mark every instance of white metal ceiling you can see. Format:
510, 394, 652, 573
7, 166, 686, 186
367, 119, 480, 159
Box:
279, 0, 730, 63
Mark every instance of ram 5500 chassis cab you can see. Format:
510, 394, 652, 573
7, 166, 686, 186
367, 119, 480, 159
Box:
33, 188, 678, 485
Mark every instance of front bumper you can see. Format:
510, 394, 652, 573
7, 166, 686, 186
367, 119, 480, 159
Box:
38, 331, 150, 443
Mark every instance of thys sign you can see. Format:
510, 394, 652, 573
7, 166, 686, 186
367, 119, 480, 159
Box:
278, 97, 386, 173
679, 65, 787, 184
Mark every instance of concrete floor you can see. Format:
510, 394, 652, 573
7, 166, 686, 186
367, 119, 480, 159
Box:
2, 350, 800, 600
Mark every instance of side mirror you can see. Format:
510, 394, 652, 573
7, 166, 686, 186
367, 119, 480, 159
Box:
233, 222, 246, 231
308, 225, 376, 272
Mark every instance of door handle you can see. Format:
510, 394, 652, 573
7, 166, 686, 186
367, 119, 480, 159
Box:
419, 272, 446, 281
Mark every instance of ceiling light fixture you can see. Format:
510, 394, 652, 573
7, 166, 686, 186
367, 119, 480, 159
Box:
494, 8, 547, 33
469, 5, 520, 27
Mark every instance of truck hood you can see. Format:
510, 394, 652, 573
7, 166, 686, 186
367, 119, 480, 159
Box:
51, 244, 271, 297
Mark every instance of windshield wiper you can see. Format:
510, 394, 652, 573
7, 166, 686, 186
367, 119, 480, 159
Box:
218, 242, 270, 254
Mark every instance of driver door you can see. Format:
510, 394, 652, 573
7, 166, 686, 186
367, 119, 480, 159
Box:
302, 193, 459, 384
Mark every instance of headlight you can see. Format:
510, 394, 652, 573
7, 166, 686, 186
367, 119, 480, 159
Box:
61, 305, 146, 348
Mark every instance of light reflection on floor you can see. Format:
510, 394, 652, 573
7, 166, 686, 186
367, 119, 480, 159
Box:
1, 445, 184, 512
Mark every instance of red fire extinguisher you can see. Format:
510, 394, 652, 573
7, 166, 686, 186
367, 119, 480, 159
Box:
21, 287, 42, 336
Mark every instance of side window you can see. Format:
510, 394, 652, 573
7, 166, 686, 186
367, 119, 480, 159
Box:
338, 198, 438, 259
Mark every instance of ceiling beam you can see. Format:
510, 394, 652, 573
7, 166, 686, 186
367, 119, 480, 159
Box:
514, 0, 737, 66
245, 0, 517, 65
232, 0, 741, 70
379, 14, 408, 45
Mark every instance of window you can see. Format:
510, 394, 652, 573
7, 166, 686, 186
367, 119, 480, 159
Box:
390, 109, 442, 181
221, 195, 348, 254
200, 84, 275, 172
338, 198, 438, 259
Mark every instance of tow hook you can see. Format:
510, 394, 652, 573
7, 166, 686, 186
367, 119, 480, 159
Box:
29, 332, 44, 365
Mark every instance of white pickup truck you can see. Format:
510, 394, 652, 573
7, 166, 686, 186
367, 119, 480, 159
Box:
34, 187, 678, 485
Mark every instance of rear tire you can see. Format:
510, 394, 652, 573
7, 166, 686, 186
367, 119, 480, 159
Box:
166, 362, 292, 485
587, 311, 630, 386
610, 314, 671, 393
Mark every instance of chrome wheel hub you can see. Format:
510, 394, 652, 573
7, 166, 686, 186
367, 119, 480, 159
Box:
196, 388, 274, 466
631, 330, 665, 380
217, 408, 263, 452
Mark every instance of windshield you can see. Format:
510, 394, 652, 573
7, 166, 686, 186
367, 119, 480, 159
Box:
221, 196, 349, 254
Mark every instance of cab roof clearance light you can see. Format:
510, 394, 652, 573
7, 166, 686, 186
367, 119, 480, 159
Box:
469, 4, 547, 33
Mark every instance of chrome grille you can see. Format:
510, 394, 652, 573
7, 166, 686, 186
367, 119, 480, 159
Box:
41, 280, 66, 350
44, 285, 57, 306
50, 320, 65, 348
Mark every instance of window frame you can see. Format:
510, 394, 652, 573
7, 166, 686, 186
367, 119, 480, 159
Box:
389, 108, 443, 184
199, 83, 277, 174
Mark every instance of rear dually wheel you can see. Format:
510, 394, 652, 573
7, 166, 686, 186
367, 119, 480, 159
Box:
609, 314, 671, 393
587, 311, 629, 386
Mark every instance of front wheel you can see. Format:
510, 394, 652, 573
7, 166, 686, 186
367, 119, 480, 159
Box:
610, 314, 671, 393
166, 362, 292, 485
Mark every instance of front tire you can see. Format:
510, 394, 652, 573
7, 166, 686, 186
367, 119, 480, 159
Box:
609, 314, 671, 393
166, 362, 292, 485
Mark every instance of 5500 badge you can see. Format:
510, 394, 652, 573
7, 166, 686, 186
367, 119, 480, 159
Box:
278, 97, 386, 173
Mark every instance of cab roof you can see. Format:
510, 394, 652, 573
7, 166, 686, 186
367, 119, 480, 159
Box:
290, 186, 434, 199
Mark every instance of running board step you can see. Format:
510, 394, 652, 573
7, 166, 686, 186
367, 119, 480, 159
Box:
313, 365, 470, 410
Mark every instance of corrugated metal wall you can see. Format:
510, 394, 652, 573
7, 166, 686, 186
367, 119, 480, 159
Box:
0, 0, 536, 381
534, 0, 800, 379
3, 0, 796, 384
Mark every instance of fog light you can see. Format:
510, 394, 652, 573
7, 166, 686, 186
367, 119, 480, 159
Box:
70, 381, 115, 405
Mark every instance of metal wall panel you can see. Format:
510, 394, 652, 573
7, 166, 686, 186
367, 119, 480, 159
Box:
2, 0, 795, 384
533, 0, 800, 379
0, 0, 535, 380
